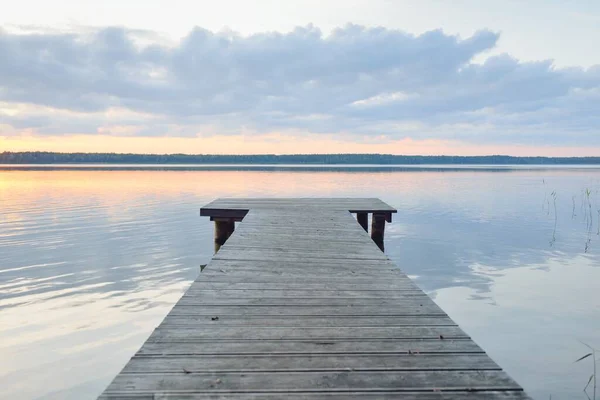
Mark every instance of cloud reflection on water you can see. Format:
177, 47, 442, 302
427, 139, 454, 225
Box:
0, 167, 599, 399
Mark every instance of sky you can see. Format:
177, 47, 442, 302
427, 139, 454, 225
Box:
1, 0, 599, 156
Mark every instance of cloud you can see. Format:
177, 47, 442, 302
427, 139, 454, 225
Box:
0, 24, 599, 145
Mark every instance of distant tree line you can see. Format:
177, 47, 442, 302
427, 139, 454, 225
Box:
1, 151, 600, 165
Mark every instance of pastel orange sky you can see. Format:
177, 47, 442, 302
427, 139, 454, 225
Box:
2, 134, 600, 157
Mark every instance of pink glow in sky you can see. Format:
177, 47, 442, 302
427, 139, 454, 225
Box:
2, 134, 600, 157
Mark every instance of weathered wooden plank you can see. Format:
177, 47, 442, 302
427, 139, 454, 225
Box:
229, 231, 369, 240
194, 274, 416, 284
188, 281, 425, 291
100, 392, 530, 400
213, 252, 389, 262
148, 326, 468, 341
226, 231, 372, 242
168, 305, 447, 317
230, 228, 375, 238
220, 239, 379, 250
237, 211, 392, 223
195, 268, 418, 281
211, 257, 391, 264
100, 390, 530, 400
136, 339, 485, 356
202, 199, 395, 208
236, 213, 360, 221
160, 316, 457, 327
234, 214, 365, 224
235, 222, 363, 229
205, 258, 400, 268
203, 209, 394, 218
202, 197, 396, 208
196, 269, 419, 280
201, 206, 389, 219
201, 259, 399, 268
103, 370, 521, 392
216, 246, 387, 258
238, 210, 352, 218
232, 212, 360, 221
203, 260, 405, 269
227, 232, 373, 243
196, 271, 414, 281
121, 354, 500, 373
222, 239, 373, 249
194, 268, 413, 278
195, 273, 405, 281
193, 275, 425, 285
180, 289, 429, 299
200, 209, 248, 219
175, 295, 442, 307
233, 212, 374, 225
232, 221, 378, 229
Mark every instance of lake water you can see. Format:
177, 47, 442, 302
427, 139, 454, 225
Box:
1, 166, 599, 400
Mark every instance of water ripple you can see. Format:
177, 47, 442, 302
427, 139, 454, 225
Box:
0, 168, 599, 399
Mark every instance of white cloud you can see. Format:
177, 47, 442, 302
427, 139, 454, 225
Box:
0, 24, 599, 145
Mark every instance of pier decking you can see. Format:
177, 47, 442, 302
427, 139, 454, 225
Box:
99, 198, 529, 399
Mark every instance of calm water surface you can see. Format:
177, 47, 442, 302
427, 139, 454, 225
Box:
1, 166, 599, 399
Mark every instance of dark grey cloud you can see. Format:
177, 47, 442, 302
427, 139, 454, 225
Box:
0, 24, 598, 144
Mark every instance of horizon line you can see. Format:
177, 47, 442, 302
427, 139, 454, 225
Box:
2, 151, 600, 158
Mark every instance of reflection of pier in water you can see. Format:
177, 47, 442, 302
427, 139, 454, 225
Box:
99, 198, 529, 399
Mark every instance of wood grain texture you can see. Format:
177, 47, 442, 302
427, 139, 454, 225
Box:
136, 339, 486, 356
100, 393, 531, 400
120, 354, 501, 373
99, 198, 529, 399
103, 370, 521, 392
160, 315, 457, 327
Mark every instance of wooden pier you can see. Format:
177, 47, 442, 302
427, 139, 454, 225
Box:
99, 198, 529, 399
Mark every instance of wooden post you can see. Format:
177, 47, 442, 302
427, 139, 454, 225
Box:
214, 219, 235, 253
356, 213, 368, 232
371, 213, 386, 251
